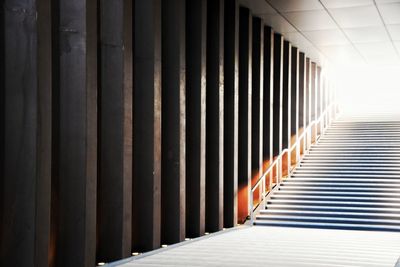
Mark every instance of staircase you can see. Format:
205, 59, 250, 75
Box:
255, 116, 400, 231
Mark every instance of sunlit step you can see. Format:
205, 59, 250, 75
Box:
254, 220, 400, 231
259, 209, 400, 219
265, 204, 400, 213
297, 166, 400, 170
277, 186, 400, 192
275, 190, 400, 197
266, 199, 400, 208
256, 214, 400, 226
270, 194, 400, 203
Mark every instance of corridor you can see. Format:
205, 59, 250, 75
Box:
112, 114, 400, 266
3, 0, 400, 266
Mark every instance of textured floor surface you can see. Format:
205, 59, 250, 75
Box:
114, 226, 400, 267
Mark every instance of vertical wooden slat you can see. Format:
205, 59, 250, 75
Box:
282, 40, 291, 150
272, 33, 283, 156
186, 0, 207, 238
298, 52, 305, 130
238, 6, 252, 223
206, 0, 224, 232
290, 47, 299, 141
55, 0, 98, 265
36, 0, 53, 265
0, 3, 4, 258
161, 0, 186, 244
97, 0, 132, 261
132, 0, 162, 252
251, 16, 264, 181
311, 62, 317, 122
263, 27, 273, 167
317, 66, 322, 128
305, 57, 311, 128
1, 0, 52, 266
223, 0, 239, 228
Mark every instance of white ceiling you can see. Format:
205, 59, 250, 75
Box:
240, 0, 400, 68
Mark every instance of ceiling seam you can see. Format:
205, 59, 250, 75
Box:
263, 0, 330, 65
317, 0, 368, 64
373, 0, 400, 60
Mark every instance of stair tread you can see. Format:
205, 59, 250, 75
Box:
259, 209, 400, 217
254, 220, 400, 231
256, 215, 400, 224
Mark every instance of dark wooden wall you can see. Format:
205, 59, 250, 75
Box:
0, 0, 327, 266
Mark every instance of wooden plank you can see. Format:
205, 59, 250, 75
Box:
238, 6, 252, 223
282, 40, 291, 150
0, 3, 4, 259
263, 27, 273, 164
35, 0, 52, 265
298, 52, 306, 130
305, 57, 311, 128
272, 33, 283, 156
161, 0, 186, 244
206, 0, 224, 232
53, 0, 98, 266
291, 47, 299, 139
251, 16, 264, 180
311, 62, 317, 121
97, 0, 132, 261
1, 0, 52, 266
186, 0, 207, 237
132, 0, 162, 252
223, 0, 239, 228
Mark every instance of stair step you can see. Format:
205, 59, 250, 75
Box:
270, 194, 400, 202
274, 190, 400, 197
299, 163, 400, 167
265, 204, 400, 213
293, 170, 400, 175
305, 153, 400, 157
253, 220, 400, 232
296, 166, 400, 170
290, 175, 400, 180
255, 214, 400, 225
259, 209, 400, 219
266, 199, 400, 208
277, 186, 400, 192
282, 181, 400, 186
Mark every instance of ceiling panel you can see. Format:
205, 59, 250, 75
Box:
375, 0, 400, 3
283, 31, 309, 46
260, 13, 297, 33
355, 42, 399, 65
321, 0, 373, 9
394, 41, 400, 52
283, 10, 337, 31
265, 0, 323, 12
329, 5, 382, 28
319, 44, 365, 65
387, 24, 400, 41
378, 3, 400, 24
344, 26, 390, 43
239, 0, 277, 15
303, 29, 349, 45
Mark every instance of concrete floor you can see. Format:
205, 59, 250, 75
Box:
110, 226, 400, 267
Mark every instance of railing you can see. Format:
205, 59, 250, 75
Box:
249, 103, 338, 224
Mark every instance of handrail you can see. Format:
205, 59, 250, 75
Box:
249, 102, 338, 224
